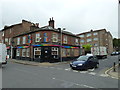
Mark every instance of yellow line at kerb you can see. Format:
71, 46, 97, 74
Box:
105, 64, 119, 79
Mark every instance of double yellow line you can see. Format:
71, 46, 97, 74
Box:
105, 64, 119, 79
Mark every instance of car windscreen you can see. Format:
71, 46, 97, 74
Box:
77, 56, 89, 61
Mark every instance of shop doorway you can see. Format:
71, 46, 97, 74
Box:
41, 47, 51, 62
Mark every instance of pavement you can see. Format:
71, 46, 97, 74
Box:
105, 64, 120, 79
9, 59, 71, 66
8, 58, 119, 80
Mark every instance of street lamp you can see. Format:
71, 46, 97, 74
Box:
11, 39, 14, 59
58, 28, 65, 62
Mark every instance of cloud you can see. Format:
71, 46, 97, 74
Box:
0, 0, 118, 38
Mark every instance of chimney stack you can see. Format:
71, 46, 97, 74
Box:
48, 17, 54, 28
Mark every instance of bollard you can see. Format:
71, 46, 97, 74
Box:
113, 62, 116, 72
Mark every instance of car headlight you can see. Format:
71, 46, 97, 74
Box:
70, 62, 72, 64
77, 64, 83, 66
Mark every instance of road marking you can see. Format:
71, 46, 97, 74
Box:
99, 74, 109, 77
80, 71, 88, 73
52, 77, 95, 88
73, 70, 79, 72
88, 72, 96, 75
65, 68, 71, 71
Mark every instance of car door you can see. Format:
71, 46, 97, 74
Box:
88, 56, 94, 68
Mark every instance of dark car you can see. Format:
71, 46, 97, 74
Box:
111, 52, 119, 56
70, 55, 99, 70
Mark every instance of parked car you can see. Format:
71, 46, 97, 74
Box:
0, 43, 7, 65
70, 55, 99, 70
111, 52, 119, 56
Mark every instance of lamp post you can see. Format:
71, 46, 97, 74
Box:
60, 29, 62, 62
11, 40, 14, 59
59, 28, 65, 62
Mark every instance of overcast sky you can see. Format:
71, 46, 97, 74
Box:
0, 0, 118, 38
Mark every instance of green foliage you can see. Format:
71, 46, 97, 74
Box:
82, 44, 92, 52
113, 38, 120, 47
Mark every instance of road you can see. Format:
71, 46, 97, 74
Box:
2, 56, 119, 88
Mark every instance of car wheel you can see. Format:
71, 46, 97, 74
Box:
95, 64, 99, 68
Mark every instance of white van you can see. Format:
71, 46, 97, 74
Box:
0, 43, 7, 64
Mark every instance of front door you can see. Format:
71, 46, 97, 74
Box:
12, 48, 16, 59
41, 47, 51, 62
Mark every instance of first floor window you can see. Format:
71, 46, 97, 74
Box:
26, 48, 30, 57
17, 37, 20, 45
23, 36, 26, 44
34, 47, 41, 58
22, 49, 26, 57
9, 38, 11, 45
16, 49, 20, 56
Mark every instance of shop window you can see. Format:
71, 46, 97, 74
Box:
34, 47, 41, 58
26, 48, 30, 57
67, 49, 70, 56
52, 33, 58, 42
74, 49, 79, 56
71, 48, 74, 56
51, 47, 58, 55
16, 49, 20, 56
62, 48, 66, 57
22, 49, 26, 57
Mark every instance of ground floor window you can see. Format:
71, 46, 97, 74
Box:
26, 48, 30, 57
62, 48, 66, 57
16, 49, 20, 56
66, 49, 70, 57
34, 47, 41, 58
51, 47, 58, 55
74, 49, 79, 56
71, 48, 74, 56
22, 49, 26, 57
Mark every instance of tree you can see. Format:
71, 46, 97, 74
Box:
82, 44, 92, 54
113, 38, 120, 51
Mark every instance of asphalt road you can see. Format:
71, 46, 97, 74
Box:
2, 56, 119, 88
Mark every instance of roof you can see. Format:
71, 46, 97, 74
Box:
77, 29, 107, 35
13, 26, 79, 38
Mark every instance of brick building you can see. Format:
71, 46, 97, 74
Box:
77, 29, 113, 54
1, 20, 39, 58
1, 18, 80, 62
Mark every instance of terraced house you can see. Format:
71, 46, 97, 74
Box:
1, 20, 39, 58
5, 18, 80, 62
